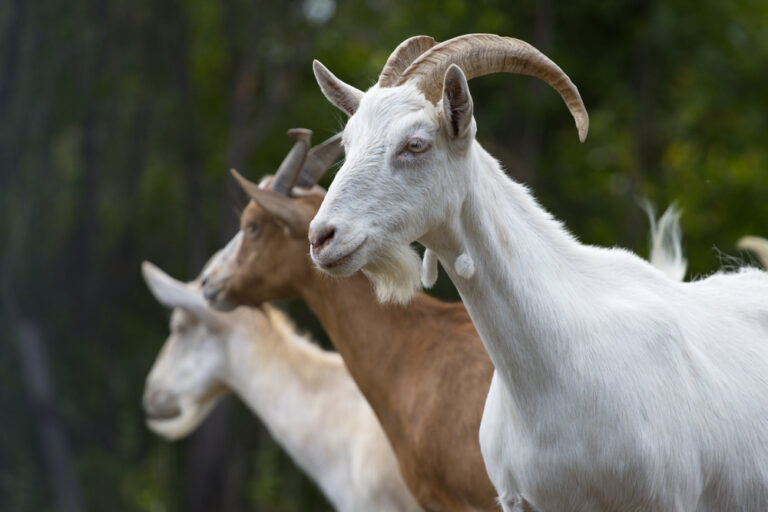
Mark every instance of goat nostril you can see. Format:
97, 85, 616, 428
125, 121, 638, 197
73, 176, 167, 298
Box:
310, 226, 336, 251
144, 389, 181, 419
201, 277, 208, 287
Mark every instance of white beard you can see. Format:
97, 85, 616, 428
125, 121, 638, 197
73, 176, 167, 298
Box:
362, 243, 422, 304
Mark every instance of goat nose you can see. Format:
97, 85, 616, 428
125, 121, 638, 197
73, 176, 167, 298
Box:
143, 388, 181, 419
309, 224, 336, 253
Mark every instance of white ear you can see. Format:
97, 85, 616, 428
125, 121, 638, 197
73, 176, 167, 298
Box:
142, 261, 213, 319
441, 64, 474, 139
421, 249, 438, 288
313, 60, 364, 116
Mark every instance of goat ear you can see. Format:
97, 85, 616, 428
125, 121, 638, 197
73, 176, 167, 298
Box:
230, 169, 308, 235
441, 64, 475, 140
142, 261, 209, 314
313, 60, 363, 116
421, 248, 438, 288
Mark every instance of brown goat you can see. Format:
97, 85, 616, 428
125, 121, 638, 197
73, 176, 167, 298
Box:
202, 177, 499, 511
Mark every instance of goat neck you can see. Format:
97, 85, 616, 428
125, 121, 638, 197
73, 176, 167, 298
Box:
223, 305, 420, 512
299, 269, 437, 418
419, 142, 666, 409
295, 267, 498, 511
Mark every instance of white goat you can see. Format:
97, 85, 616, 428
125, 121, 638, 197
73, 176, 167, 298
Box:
308, 34, 768, 511
141, 262, 422, 512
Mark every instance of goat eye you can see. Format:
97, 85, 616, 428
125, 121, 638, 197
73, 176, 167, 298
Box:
406, 138, 429, 154
245, 224, 260, 238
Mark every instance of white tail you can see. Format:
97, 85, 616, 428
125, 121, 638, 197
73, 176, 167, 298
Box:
645, 202, 687, 281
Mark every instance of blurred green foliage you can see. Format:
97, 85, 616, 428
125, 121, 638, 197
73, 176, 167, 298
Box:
1, 0, 767, 510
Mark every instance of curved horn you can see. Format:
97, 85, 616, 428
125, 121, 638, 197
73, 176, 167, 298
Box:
378, 35, 436, 87
270, 128, 313, 195
397, 34, 589, 142
295, 133, 344, 188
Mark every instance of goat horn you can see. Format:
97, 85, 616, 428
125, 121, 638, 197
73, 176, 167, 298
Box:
397, 33, 589, 142
378, 35, 437, 87
270, 128, 313, 195
294, 133, 344, 188
230, 168, 261, 199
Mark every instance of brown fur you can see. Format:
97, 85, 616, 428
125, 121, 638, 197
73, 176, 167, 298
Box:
215, 185, 498, 512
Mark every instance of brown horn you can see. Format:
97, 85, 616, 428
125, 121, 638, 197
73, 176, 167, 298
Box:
397, 34, 589, 142
231, 168, 306, 233
295, 133, 344, 188
378, 35, 437, 87
270, 128, 313, 195
230, 167, 262, 199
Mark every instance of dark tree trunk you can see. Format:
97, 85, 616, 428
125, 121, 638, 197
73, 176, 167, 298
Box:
175, 44, 207, 272
0, 0, 25, 190
517, 0, 555, 185
66, 0, 108, 335
169, 6, 234, 512
0, 0, 24, 125
2, 180, 84, 512
183, 399, 236, 512
627, 0, 657, 246
14, 320, 86, 512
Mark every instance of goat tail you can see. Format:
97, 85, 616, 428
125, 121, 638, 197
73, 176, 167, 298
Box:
644, 201, 687, 282
737, 236, 768, 268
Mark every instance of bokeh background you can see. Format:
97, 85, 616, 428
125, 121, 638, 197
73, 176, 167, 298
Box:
1, 0, 767, 510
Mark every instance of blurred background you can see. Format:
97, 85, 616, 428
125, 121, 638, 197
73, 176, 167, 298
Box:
1, 0, 766, 510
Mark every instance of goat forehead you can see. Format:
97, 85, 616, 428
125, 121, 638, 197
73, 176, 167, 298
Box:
202, 233, 242, 277
242, 202, 264, 224
347, 85, 434, 141
221, 231, 244, 261
362, 83, 428, 110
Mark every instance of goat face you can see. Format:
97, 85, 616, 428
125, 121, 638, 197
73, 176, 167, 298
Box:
142, 262, 229, 440
309, 35, 587, 303
202, 179, 322, 310
309, 71, 473, 303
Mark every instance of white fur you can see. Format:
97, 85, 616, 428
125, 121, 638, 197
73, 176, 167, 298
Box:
200, 231, 243, 310
645, 202, 687, 281
454, 252, 475, 279
310, 67, 768, 511
361, 243, 422, 304
420, 249, 438, 288
142, 263, 421, 512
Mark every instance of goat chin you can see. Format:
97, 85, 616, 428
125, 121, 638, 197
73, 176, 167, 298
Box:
363, 244, 422, 304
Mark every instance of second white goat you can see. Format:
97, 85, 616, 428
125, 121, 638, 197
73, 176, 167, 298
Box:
141, 262, 421, 512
